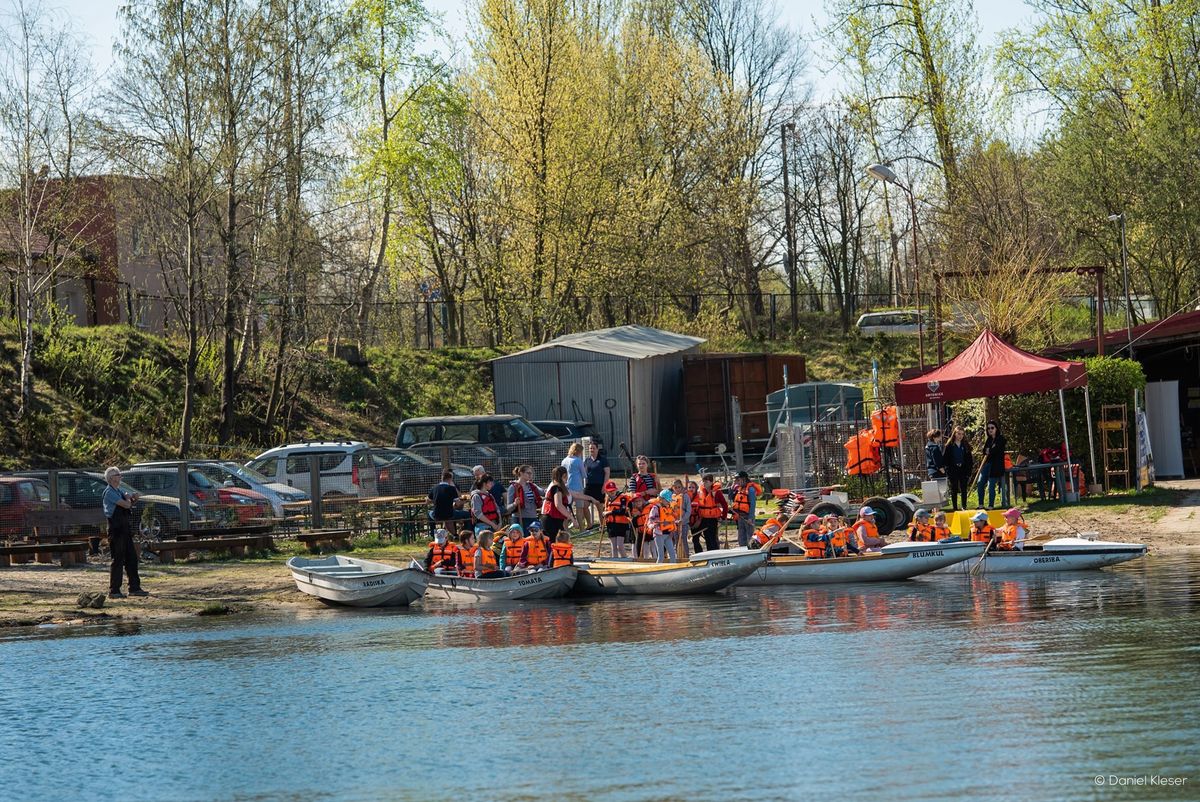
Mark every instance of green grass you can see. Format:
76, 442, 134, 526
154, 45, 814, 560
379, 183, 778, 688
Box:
1024, 487, 1182, 516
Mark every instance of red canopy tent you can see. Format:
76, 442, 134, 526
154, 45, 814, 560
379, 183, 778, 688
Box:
893, 330, 1094, 495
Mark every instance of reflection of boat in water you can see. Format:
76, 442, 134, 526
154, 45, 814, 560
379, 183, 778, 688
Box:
573, 550, 767, 596
424, 566, 578, 603
286, 555, 429, 607
932, 537, 1148, 575
737, 541, 986, 586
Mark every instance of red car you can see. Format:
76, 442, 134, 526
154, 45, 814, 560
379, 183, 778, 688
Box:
0, 477, 52, 539
214, 486, 270, 523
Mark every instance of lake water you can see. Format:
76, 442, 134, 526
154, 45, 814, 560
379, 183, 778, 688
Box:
2, 557, 1198, 802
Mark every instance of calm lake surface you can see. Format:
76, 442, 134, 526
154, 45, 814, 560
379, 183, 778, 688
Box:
2, 557, 1198, 802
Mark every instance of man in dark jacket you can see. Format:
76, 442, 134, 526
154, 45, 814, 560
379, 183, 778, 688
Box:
925, 429, 946, 479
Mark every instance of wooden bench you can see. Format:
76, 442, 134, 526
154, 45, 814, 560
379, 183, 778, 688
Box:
146, 535, 275, 564
0, 541, 89, 567
295, 529, 353, 553
176, 523, 275, 539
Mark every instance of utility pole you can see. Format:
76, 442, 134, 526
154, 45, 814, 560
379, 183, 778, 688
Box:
780, 122, 798, 331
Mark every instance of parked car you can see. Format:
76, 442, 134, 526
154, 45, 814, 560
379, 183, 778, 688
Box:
13, 469, 208, 539
246, 441, 379, 497
0, 476, 51, 538
370, 448, 474, 496
856, 310, 926, 336
136, 460, 309, 518
530, 419, 603, 448
395, 414, 557, 448
400, 440, 502, 472
122, 466, 269, 523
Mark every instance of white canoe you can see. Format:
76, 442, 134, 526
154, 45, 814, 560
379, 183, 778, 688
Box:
287, 555, 429, 607
573, 549, 768, 596
737, 540, 987, 586
932, 537, 1148, 574
424, 565, 578, 603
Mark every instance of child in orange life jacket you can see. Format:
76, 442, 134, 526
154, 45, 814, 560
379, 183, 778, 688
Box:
550, 531, 574, 568
969, 511, 996, 547
424, 528, 457, 574
602, 480, 631, 558
852, 505, 886, 551
801, 514, 831, 559
648, 489, 678, 563
931, 511, 953, 541
456, 531, 477, 576
498, 523, 525, 573
520, 520, 551, 569
821, 514, 849, 557
474, 530, 505, 578
996, 507, 1030, 550
907, 508, 936, 541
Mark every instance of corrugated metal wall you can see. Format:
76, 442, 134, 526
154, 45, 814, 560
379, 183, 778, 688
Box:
492, 343, 698, 456
492, 347, 633, 451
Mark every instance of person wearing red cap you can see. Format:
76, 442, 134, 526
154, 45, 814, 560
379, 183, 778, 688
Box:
602, 480, 632, 558
801, 514, 831, 559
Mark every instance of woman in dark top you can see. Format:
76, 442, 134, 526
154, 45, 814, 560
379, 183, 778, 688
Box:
925, 429, 946, 479
976, 420, 1008, 509
942, 426, 973, 511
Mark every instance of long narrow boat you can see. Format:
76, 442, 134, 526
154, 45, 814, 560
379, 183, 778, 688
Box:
572, 549, 768, 596
423, 565, 578, 603
287, 555, 429, 607
932, 536, 1147, 574
736, 540, 986, 586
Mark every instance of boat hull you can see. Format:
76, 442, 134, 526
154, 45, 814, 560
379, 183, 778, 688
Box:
738, 540, 986, 585
932, 538, 1148, 574
424, 566, 578, 603
573, 550, 768, 596
287, 556, 429, 607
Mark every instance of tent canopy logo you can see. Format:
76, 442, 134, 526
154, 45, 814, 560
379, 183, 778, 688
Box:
926, 380, 940, 394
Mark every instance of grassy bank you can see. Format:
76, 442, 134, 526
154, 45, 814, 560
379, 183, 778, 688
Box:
0, 321, 507, 468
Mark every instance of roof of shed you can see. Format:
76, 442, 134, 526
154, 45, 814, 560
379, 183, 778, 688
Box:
492, 325, 706, 361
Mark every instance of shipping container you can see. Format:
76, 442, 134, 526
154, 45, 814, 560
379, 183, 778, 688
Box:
681, 353, 807, 450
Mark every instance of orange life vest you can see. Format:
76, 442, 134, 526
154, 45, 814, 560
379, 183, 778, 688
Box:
731, 482, 762, 515
604, 494, 632, 526
970, 524, 996, 543
633, 499, 651, 532
803, 527, 829, 559
457, 544, 476, 577
504, 537, 524, 566
550, 541, 573, 567
932, 525, 952, 540
908, 522, 935, 542
856, 519, 879, 541
651, 499, 678, 533
695, 485, 725, 519
845, 430, 881, 475
428, 541, 456, 571
997, 518, 1030, 550
827, 527, 848, 554
870, 405, 900, 448
474, 546, 498, 572
523, 535, 549, 566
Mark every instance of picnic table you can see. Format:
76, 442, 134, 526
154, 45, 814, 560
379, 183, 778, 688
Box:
1007, 461, 1077, 502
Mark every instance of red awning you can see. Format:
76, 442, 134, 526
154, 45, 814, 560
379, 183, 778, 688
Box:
894, 330, 1087, 405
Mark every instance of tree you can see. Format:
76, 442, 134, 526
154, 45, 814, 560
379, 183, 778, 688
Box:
0, 0, 96, 420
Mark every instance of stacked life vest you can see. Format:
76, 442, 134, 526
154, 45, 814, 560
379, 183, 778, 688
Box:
550, 541, 573, 568
844, 429, 881, 475
871, 405, 900, 449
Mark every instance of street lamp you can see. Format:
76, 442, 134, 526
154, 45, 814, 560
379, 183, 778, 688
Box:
867, 163, 925, 368
1107, 212, 1134, 356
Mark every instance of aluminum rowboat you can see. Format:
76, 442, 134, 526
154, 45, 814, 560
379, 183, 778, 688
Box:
932, 536, 1147, 574
736, 540, 986, 586
424, 565, 578, 603
573, 549, 768, 596
287, 555, 429, 607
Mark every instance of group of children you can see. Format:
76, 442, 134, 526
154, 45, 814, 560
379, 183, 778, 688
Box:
422, 521, 575, 578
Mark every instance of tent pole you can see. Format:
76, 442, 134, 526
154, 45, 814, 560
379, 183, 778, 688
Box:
1083, 386, 1098, 492
1058, 389, 1076, 497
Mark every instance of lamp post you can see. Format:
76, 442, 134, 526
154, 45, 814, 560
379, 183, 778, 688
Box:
867, 163, 925, 369
1106, 213, 1134, 357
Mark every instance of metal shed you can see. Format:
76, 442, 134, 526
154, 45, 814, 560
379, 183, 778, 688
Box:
490, 325, 706, 456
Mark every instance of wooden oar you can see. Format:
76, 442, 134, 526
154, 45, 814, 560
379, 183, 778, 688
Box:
969, 535, 997, 576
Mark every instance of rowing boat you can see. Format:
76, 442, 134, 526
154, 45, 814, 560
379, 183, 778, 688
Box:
423, 565, 578, 603
931, 536, 1147, 574
572, 549, 767, 596
736, 540, 986, 585
287, 555, 429, 607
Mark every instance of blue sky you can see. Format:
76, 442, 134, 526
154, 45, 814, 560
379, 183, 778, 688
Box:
58, 0, 1041, 99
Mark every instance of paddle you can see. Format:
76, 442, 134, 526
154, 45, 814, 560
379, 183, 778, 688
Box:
969, 535, 996, 576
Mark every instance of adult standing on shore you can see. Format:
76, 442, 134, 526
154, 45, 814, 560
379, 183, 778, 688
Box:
474, 464, 507, 523
925, 429, 946, 480
943, 426, 973, 511
582, 440, 610, 527
730, 471, 759, 548
542, 465, 576, 541
560, 443, 587, 524
977, 420, 1008, 509
692, 474, 728, 552
103, 467, 147, 598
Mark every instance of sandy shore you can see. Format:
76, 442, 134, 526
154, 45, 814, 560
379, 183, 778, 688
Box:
2, 488, 1197, 629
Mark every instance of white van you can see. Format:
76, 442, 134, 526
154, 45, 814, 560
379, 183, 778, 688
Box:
246, 441, 378, 498
856, 310, 926, 336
